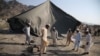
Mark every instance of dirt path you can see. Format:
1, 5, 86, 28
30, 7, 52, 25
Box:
0, 34, 100, 56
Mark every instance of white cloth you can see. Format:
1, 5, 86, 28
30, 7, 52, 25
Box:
85, 33, 92, 52
71, 35, 82, 46
23, 26, 30, 36
71, 36, 75, 42
86, 33, 92, 43
51, 30, 58, 45
23, 26, 31, 43
51, 30, 58, 40
75, 32, 82, 42
74, 32, 82, 49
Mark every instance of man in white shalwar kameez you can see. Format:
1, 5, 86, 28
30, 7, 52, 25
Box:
72, 29, 82, 51
40, 24, 50, 54
51, 27, 58, 46
23, 22, 31, 45
82, 30, 92, 55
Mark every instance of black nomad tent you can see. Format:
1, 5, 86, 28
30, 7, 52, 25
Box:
7, 0, 80, 36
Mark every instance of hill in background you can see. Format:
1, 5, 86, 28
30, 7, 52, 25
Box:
0, 0, 35, 20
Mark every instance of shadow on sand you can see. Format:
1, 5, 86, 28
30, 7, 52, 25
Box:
47, 54, 81, 56
0, 42, 24, 45
94, 42, 100, 44
0, 30, 23, 34
47, 50, 82, 56
0, 53, 20, 56
49, 45, 65, 47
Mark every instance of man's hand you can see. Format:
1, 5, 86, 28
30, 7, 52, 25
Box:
86, 42, 89, 45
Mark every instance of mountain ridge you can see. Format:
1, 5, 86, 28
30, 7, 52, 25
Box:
0, 0, 35, 20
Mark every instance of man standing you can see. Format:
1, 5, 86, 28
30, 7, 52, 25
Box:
66, 28, 72, 46
51, 27, 58, 46
40, 24, 50, 54
23, 22, 31, 45
82, 30, 92, 55
72, 29, 82, 52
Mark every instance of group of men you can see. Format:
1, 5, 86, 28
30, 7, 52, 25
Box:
23, 22, 93, 55
23, 22, 55, 54
66, 27, 93, 55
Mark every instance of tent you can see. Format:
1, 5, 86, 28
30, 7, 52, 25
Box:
7, 0, 81, 36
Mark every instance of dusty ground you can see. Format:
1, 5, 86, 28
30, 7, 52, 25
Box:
0, 31, 100, 56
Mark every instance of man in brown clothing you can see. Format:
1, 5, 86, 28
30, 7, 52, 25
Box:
66, 28, 73, 46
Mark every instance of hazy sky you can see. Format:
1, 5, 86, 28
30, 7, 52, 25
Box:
16, 0, 100, 25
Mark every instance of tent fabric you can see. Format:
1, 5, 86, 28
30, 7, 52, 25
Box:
7, 0, 81, 36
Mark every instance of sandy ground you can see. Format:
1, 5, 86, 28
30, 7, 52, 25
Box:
0, 31, 100, 56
